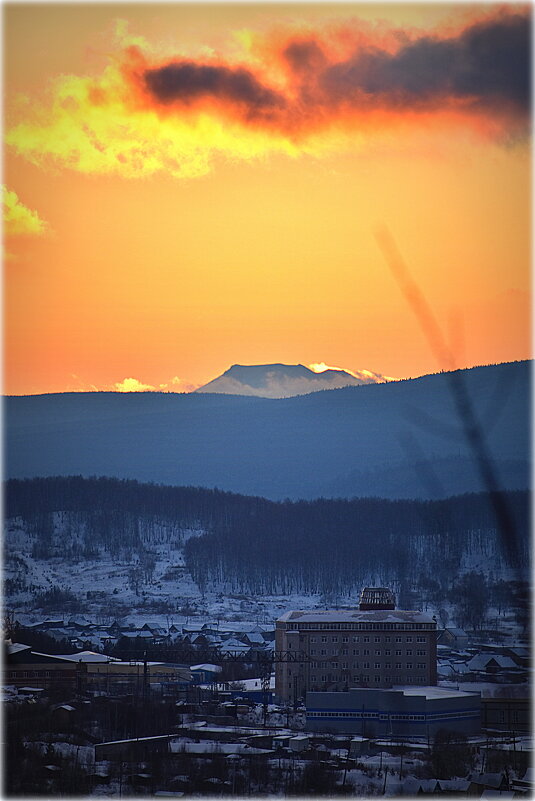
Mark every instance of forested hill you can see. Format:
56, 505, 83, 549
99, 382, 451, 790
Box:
5, 360, 530, 500
5, 477, 530, 596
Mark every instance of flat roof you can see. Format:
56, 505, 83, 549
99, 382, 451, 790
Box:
278, 609, 435, 624
390, 685, 481, 700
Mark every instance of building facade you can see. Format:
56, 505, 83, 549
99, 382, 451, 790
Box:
306, 686, 481, 738
275, 591, 437, 703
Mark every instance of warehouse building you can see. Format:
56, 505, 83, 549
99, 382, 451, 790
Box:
306, 686, 481, 738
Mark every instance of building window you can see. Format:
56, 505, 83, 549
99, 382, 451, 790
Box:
341, 662, 348, 669
311, 675, 317, 682
417, 650, 426, 656
395, 637, 402, 643
395, 663, 402, 669
342, 648, 348, 655
363, 649, 370, 655
310, 649, 316, 655
406, 663, 413, 669
374, 637, 381, 643
321, 675, 327, 682
353, 662, 359, 669
396, 650, 402, 656
353, 649, 359, 656
352, 636, 359, 643
417, 663, 425, 669
385, 637, 391, 643
385, 650, 391, 656
417, 637, 426, 643
363, 662, 370, 669
321, 649, 326, 655
406, 637, 413, 643
374, 662, 380, 669
332, 662, 338, 669
310, 637, 317, 643
375, 650, 381, 656
321, 636, 327, 643
406, 650, 413, 656
374, 676, 381, 683
385, 663, 391, 669
331, 649, 337, 655
342, 636, 349, 643
362, 676, 369, 683
363, 637, 370, 643
332, 637, 338, 643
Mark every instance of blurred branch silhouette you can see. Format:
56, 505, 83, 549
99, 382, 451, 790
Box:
374, 224, 521, 567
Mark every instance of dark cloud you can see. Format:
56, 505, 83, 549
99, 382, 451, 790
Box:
321, 13, 531, 112
283, 39, 327, 74
144, 61, 285, 112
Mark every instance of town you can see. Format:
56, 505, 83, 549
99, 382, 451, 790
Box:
5, 586, 531, 797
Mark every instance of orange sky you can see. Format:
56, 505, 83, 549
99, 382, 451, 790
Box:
3, 3, 532, 395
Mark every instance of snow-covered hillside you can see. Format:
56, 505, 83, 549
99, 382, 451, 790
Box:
4, 513, 324, 624
4, 507, 524, 628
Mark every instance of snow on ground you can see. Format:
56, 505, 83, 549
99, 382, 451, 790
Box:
4, 513, 528, 631
5, 516, 331, 624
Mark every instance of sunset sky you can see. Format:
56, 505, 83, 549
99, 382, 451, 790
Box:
4, 2, 531, 396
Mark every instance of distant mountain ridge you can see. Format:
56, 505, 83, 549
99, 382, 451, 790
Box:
195, 362, 390, 398
5, 360, 531, 501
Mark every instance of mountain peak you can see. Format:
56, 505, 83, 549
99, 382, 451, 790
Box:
196, 362, 390, 398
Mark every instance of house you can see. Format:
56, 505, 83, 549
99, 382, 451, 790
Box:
219, 638, 251, 656
467, 772, 509, 794
467, 654, 518, 675
437, 628, 469, 650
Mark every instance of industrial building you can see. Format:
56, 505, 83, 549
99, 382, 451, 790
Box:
275, 588, 437, 703
306, 685, 481, 738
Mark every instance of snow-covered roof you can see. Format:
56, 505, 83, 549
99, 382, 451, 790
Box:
219, 643, 251, 654
54, 651, 121, 663
6, 642, 32, 656
190, 664, 222, 673
391, 685, 481, 700
244, 632, 265, 644
469, 772, 507, 788
468, 654, 517, 671
220, 637, 247, 647
278, 609, 435, 624
169, 742, 272, 756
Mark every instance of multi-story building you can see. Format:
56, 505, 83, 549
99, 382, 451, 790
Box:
275, 588, 437, 703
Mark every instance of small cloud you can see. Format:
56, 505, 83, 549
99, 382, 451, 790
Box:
3, 185, 49, 236
308, 362, 398, 383
158, 375, 199, 392
114, 377, 156, 392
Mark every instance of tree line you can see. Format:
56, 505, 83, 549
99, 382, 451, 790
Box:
5, 476, 529, 598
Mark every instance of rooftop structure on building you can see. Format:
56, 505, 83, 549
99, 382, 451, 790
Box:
359, 587, 396, 611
